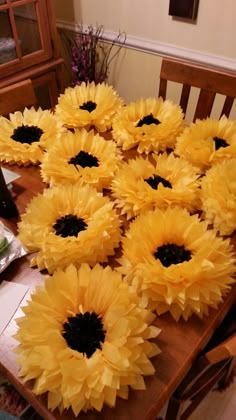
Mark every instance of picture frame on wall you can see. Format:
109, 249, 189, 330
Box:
169, 0, 199, 20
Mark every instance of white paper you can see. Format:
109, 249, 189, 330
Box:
0, 281, 29, 335
2, 167, 20, 185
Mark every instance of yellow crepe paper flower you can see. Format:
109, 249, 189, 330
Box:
18, 183, 121, 273
55, 82, 124, 132
112, 97, 185, 153
201, 158, 236, 236
111, 153, 201, 219
175, 116, 236, 172
41, 128, 122, 191
15, 263, 161, 416
118, 207, 236, 321
0, 107, 65, 166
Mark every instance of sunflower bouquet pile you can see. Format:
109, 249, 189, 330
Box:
2, 80, 235, 417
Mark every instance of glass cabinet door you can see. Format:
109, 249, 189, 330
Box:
0, 0, 53, 77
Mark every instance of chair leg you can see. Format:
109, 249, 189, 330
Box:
181, 376, 219, 420
216, 359, 235, 391
165, 363, 229, 420
165, 396, 185, 420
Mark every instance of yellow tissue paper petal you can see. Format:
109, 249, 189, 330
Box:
112, 97, 185, 153
0, 107, 65, 166
119, 207, 236, 320
15, 263, 161, 416
175, 116, 236, 172
201, 158, 236, 235
55, 81, 123, 132
18, 183, 122, 273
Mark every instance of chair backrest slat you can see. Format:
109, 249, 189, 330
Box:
158, 78, 167, 101
194, 89, 216, 121
0, 79, 37, 117
221, 96, 235, 118
159, 57, 236, 120
180, 84, 191, 114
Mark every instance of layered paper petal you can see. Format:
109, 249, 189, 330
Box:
17, 183, 122, 273
175, 116, 236, 172
112, 97, 185, 153
55, 82, 124, 132
201, 158, 236, 235
41, 128, 122, 191
111, 153, 201, 219
118, 207, 236, 321
0, 107, 65, 165
15, 264, 161, 415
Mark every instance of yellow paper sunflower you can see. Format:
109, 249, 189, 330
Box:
55, 81, 124, 132
0, 107, 65, 166
111, 153, 201, 219
175, 116, 236, 172
112, 97, 185, 153
201, 158, 236, 236
41, 128, 122, 191
15, 263, 160, 416
118, 207, 236, 321
17, 183, 121, 273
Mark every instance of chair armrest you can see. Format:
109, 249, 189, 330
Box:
206, 334, 236, 363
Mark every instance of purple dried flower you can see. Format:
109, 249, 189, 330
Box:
69, 24, 126, 86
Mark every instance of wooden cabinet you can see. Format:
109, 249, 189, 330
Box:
0, 0, 64, 108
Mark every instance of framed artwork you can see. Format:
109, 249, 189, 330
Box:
169, 0, 199, 20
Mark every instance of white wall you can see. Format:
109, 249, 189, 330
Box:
54, 0, 236, 60
54, 0, 236, 118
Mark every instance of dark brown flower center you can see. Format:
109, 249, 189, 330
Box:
11, 124, 43, 144
68, 150, 99, 168
145, 175, 172, 190
154, 243, 191, 267
213, 136, 229, 150
136, 113, 160, 127
79, 100, 97, 112
62, 311, 106, 358
53, 214, 87, 237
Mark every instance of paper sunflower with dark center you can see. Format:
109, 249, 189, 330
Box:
55, 81, 124, 132
112, 97, 185, 154
17, 183, 122, 274
15, 263, 161, 416
118, 207, 236, 321
111, 152, 201, 219
0, 107, 65, 166
40, 128, 123, 191
175, 116, 236, 172
200, 158, 236, 236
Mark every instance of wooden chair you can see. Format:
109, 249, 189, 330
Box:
0, 79, 37, 117
158, 57, 236, 121
165, 304, 236, 420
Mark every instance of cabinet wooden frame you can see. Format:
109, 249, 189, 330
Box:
0, 0, 55, 78
0, 0, 64, 108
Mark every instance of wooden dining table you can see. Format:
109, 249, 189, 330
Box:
0, 162, 235, 420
